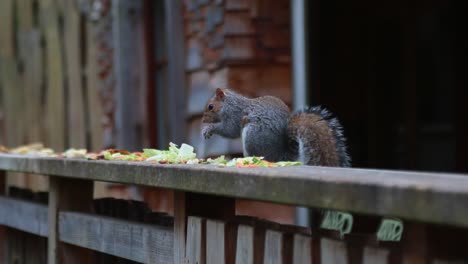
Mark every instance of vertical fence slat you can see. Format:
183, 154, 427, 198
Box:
320, 238, 348, 264
293, 234, 312, 264
40, 0, 66, 151
206, 220, 225, 264
186, 216, 205, 264
48, 177, 93, 264
174, 191, 187, 264
64, 0, 86, 148
112, 0, 144, 150
264, 230, 283, 264
236, 225, 254, 264
85, 19, 104, 151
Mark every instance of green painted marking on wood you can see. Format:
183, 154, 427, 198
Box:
377, 218, 403, 242
320, 210, 353, 238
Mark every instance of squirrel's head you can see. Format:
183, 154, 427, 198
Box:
202, 88, 225, 123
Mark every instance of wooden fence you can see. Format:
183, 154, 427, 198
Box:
2, 153, 468, 263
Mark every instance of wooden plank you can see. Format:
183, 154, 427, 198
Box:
16, 0, 34, 29
186, 216, 205, 264
85, 19, 104, 151
206, 220, 225, 264
0, 196, 48, 236
112, 0, 144, 150
19, 30, 43, 144
320, 238, 347, 264
174, 191, 186, 264
164, 0, 187, 144
292, 234, 311, 264
48, 177, 93, 264
0, 56, 29, 190
0, 0, 14, 57
59, 211, 173, 263
17, 28, 48, 192
3, 155, 468, 228
363, 247, 389, 264
64, 0, 86, 148
0, 57, 22, 147
40, 0, 66, 151
264, 230, 283, 264
236, 225, 254, 264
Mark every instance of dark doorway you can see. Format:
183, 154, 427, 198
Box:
307, 0, 467, 172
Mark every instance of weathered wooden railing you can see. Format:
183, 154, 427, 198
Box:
1, 153, 468, 263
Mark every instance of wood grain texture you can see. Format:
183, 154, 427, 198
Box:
48, 177, 93, 264
0, 196, 48, 236
85, 19, 104, 151
112, 0, 144, 150
186, 216, 205, 264
2, 154, 468, 228
40, 0, 66, 151
64, 0, 86, 148
59, 211, 174, 263
264, 230, 283, 264
206, 220, 225, 264
164, 0, 186, 144
235, 225, 254, 264
320, 238, 347, 264
174, 191, 186, 264
0, 0, 14, 57
293, 234, 311, 264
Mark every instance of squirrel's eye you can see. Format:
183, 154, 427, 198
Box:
208, 104, 214, 111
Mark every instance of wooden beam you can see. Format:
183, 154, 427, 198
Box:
0, 196, 48, 236
2, 154, 468, 228
59, 211, 174, 263
48, 177, 93, 264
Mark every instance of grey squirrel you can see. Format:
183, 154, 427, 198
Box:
202, 88, 351, 167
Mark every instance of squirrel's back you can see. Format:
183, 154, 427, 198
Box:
288, 106, 351, 167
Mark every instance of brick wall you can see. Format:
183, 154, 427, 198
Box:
184, 0, 292, 157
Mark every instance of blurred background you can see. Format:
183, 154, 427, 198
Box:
0, 0, 466, 200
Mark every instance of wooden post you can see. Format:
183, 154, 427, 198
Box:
48, 177, 93, 264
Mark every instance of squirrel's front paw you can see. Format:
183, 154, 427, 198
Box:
202, 126, 213, 139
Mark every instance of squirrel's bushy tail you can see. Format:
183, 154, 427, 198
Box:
287, 106, 351, 167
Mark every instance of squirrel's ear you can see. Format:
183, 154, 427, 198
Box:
215, 88, 225, 100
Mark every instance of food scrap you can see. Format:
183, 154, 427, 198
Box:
0, 143, 302, 168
